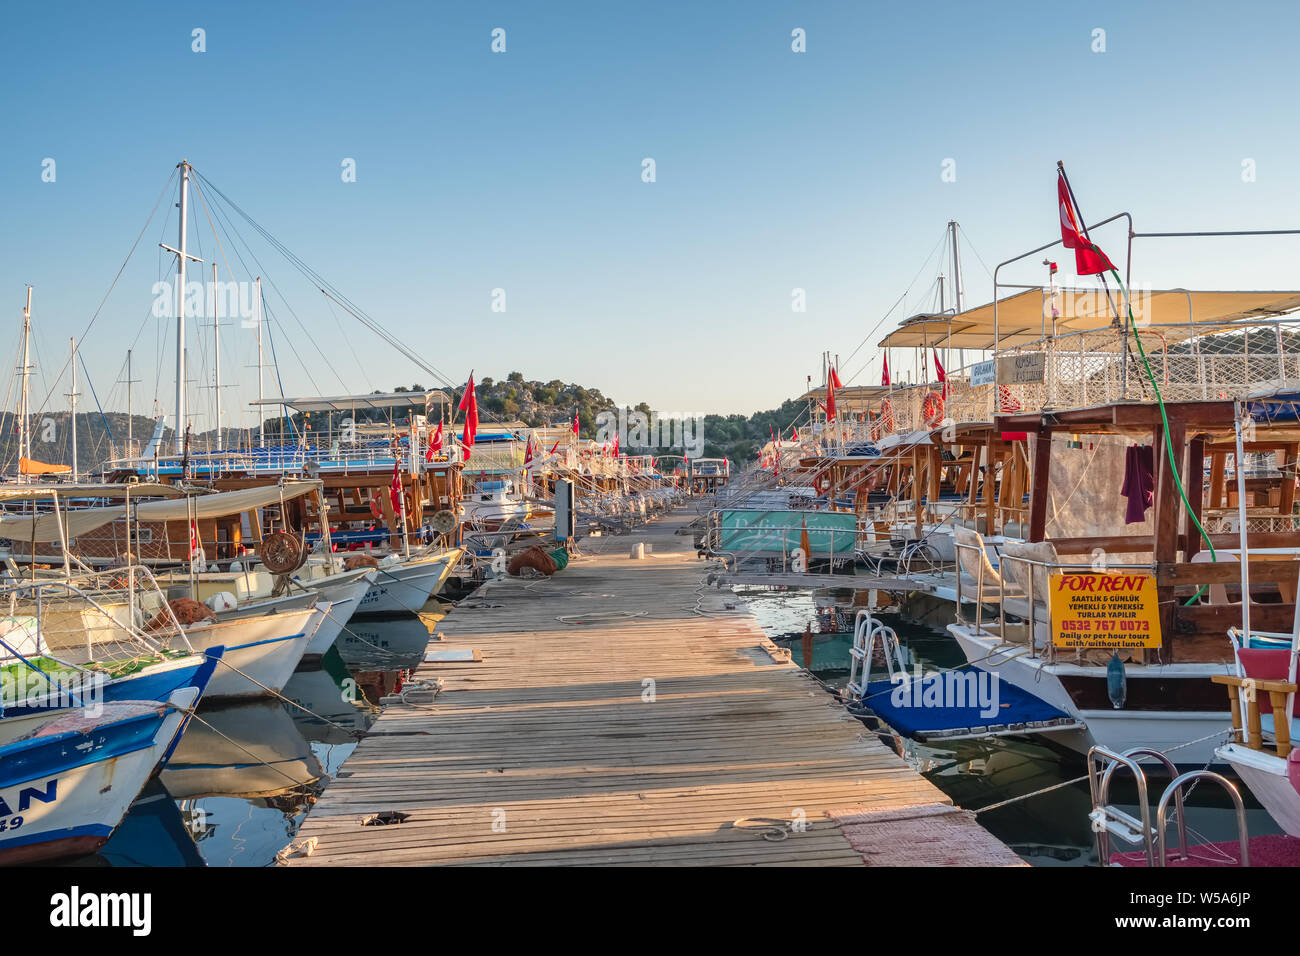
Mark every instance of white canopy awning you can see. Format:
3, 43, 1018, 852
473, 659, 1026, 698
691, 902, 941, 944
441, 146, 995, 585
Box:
0, 481, 323, 544
879, 289, 1300, 350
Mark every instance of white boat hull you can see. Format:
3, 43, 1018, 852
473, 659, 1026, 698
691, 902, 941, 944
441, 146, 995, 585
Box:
1218, 743, 1300, 836
358, 549, 461, 615
949, 623, 1231, 765
174, 608, 320, 699
302, 572, 376, 657
0, 690, 198, 864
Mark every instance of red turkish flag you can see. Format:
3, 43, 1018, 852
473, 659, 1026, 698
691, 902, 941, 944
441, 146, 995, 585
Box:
458, 375, 478, 460
1058, 171, 1114, 276
934, 350, 949, 398
389, 459, 403, 514
425, 420, 443, 462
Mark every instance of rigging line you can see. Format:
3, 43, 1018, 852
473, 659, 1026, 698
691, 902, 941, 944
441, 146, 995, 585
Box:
193, 169, 459, 393
840, 225, 952, 386
29, 168, 179, 422
261, 307, 297, 439
315, 286, 458, 394
78, 351, 115, 444
955, 223, 996, 282
323, 294, 370, 387
193, 172, 353, 395
260, 299, 319, 398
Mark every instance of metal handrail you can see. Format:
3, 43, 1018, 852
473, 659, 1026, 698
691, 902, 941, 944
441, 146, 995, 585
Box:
1156, 770, 1249, 867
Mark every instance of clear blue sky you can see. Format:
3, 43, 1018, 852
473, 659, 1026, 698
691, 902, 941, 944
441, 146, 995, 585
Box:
2, 0, 1298, 433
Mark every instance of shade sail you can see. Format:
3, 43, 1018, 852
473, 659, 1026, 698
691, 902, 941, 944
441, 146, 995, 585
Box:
250, 391, 449, 413
0, 480, 323, 544
879, 289, 1300, 350
0, 482, 184, 503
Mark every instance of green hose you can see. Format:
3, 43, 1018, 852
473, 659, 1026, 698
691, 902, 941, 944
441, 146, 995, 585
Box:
1108, 267, 1215, 605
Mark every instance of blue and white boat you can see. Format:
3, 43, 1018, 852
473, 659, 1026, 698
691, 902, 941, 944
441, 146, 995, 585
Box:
0, 654, 219, 865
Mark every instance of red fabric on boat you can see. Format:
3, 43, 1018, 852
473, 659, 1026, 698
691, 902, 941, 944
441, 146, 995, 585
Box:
1237, 648, 1299, 716
1111, 833, 1300, 867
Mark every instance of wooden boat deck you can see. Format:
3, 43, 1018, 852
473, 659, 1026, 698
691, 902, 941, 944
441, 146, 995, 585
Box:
288, 510, 1019, 866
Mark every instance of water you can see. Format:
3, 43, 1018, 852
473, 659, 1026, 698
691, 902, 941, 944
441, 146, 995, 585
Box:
737, 586, 1282, 867
76, 590, 1281, 867
73, 610, 440, 867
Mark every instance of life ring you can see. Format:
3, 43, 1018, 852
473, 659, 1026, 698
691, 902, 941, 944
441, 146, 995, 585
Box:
813, 471, 831, 496
922, 390, 944, 426
880, 398, 895, 432
369, 497, 384, 520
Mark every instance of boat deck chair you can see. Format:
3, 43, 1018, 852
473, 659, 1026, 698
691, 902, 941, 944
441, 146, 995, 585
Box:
1214, 630, 1299, 757
998, 539, 1059, 649
954, 525, 1020, 633
1190, 550, 1241, 606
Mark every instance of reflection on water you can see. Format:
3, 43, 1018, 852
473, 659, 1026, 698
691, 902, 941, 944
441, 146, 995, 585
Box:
739, 586, 1282, 867
86, 606, 442, 867
86, 590, 1281, 867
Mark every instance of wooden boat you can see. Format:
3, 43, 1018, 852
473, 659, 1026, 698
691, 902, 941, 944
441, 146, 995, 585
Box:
0, 677, 214, 865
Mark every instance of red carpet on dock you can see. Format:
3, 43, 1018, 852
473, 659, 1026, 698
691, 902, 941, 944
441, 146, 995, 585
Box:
828, 803, 1027, 866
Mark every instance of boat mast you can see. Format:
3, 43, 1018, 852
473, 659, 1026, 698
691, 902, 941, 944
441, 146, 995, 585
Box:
949, 220, 964, 371
160, 160, 203, 456
18, 287, 32, 478
256, 276, 265, 448
125, 349, 134, 456
213, 262, 223, 453
66, 338, 80, 483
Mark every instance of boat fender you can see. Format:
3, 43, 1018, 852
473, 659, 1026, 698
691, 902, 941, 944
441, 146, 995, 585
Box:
205, 591, 239, 612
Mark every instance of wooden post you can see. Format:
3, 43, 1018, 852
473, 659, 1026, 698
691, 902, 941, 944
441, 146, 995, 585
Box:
983, 433, 995, 536
1209, 452, 1226, 510
1271, 691, 1292, 758
1281, 443, 1299, 518
912, 447, 922, 538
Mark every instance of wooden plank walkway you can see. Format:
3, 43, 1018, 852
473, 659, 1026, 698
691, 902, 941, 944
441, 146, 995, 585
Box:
288, 510, 1020, 866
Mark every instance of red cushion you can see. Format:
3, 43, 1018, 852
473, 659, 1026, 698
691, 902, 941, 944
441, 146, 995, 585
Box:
1238, 648, 1299, 716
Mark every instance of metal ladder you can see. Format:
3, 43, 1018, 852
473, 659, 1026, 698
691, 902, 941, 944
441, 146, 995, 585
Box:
1087, 746, 1250, 867
847, 609, 907, 700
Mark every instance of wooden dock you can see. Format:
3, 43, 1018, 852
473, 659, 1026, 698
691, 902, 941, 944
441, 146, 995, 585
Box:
288, 510, 1021, 866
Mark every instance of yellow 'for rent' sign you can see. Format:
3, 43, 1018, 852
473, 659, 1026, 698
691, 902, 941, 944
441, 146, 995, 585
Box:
1049, 572, 1161, 649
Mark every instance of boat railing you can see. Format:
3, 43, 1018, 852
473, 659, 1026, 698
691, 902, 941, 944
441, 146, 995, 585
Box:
701, 508, 872, 571
822, 317, 1300, 442
0, 566, 188, 662
1088, 745, 1248, 867
955, 543, 1153, 663
994, 317, 1300, 414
